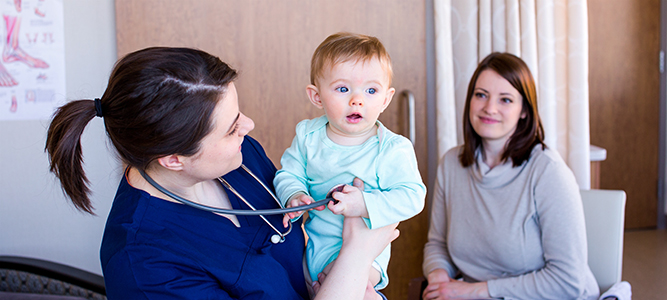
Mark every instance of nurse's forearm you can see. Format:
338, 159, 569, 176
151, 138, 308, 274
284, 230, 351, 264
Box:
314, 247, 371, 299
314, 217, 399, 300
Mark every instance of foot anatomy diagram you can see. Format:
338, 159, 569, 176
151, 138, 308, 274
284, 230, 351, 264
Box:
2, 0, 51, 113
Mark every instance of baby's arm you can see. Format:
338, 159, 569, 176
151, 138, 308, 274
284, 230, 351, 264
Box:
363, 137, 426, 229
274, 121, 327, 226
326, 137, 426, 226
274, 130, 308, 200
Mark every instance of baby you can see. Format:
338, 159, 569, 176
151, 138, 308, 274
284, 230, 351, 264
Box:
273, 32, 426, 292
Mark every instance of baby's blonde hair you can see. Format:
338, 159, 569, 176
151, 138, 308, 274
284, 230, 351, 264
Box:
310, 32, 393, 86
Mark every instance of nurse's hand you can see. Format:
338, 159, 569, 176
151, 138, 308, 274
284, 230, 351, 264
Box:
339, 178, 398, 260
312, 217, 399, 300
342, 216, 399, 260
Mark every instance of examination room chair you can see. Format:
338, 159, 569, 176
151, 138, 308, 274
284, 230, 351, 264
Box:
580, 189, 626, 294
407, 189, 627, 299
0, 256, 105, 300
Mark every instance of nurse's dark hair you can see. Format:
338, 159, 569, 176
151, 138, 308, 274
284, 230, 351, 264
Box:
45, 47, 238, 214
459, 52, 545, 168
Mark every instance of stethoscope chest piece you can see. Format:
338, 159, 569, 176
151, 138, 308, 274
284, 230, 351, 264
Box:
271, 234, 283, 244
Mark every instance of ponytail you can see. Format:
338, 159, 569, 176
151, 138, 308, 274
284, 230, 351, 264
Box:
45, 47, 238, 214
45, 99, 99, 214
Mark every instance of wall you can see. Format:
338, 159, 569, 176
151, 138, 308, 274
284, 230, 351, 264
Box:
0, 0, 117, 275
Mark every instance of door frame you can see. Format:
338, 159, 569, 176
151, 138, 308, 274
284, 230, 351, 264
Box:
659, 0, 666, 229
426, 0, 437, 208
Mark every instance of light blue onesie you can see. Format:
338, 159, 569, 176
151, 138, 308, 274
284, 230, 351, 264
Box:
274, 115, 426, 289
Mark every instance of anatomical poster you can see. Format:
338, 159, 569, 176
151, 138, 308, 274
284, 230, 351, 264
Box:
0, 0, 65, 121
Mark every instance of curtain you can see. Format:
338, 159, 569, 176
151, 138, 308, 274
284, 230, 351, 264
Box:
435, 0, 591, 189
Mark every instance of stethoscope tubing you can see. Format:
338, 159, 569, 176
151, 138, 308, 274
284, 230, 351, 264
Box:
138, 168, 333, 215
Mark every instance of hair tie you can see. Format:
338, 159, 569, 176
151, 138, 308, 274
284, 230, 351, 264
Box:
94, 98, 103, 118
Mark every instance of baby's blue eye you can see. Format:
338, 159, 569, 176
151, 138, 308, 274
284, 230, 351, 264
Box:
367, 88, 377, 94
336, 87, 349, 93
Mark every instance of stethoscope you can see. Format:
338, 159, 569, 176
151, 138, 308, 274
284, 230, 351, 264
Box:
138, 164, 335, 244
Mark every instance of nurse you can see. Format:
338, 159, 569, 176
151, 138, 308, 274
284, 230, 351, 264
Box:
45, 47, 398, 300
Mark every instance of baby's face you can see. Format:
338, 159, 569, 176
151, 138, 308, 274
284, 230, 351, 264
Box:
312, 57, 395, 142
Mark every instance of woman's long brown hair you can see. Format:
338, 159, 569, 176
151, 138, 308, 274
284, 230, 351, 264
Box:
459, 52, 545, 168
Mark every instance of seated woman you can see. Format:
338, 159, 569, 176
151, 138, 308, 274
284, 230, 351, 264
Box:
45, 47, 398, 300
422, 52, 599, 300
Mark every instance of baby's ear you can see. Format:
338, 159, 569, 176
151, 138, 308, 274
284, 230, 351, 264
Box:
381, 87, 396, 112
307, 84, 323, 109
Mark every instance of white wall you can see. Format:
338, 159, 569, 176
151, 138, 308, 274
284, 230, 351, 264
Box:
0, 0, 118, 275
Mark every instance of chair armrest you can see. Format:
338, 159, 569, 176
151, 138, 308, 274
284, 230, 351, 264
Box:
0, 256, 105, 295
0, 291, 87, 299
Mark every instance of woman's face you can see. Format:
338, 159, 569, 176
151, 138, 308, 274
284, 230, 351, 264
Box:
182, 82, 255, 181
469, 69, 526, 145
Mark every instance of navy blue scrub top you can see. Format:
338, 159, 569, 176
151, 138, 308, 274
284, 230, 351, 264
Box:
100, 136, 309, 299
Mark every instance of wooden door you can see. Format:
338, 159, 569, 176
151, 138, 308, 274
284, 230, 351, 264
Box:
588, 0, 661, 229
115, 1, 428, 298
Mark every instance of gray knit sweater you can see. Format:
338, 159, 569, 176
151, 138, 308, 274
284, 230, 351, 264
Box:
423, 145, 599, 300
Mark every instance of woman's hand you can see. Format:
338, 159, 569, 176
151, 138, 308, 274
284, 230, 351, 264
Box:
422, 276, 490, 300
427, 268, 452, 284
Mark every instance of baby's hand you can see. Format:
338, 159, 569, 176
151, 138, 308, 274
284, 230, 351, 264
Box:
328, 178, 369, 218
283, 193, 314, 228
